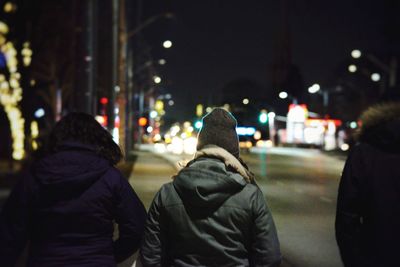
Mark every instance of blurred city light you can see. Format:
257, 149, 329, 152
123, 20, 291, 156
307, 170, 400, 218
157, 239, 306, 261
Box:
150, 110, 158, 118
340, 143, 350, 151
0, 21, 9, 34
194, 120, 203, 129
371, 73, 381, 82
268, 112, 276, 120
95, 115, 107, 127
100, 97, 108, 105
146, 126, 153, 133
308, 83, 320, 94
242, 98, 249, 105
138, 117, 148, 126
258, 110, 268, 124
30, 120, 39, 150
348, 64, 357, 73
279, 91, 288, 99
158, 59, 166, 65
350, 121, 358, 129
153, 75, 162, 84
256, 140, 273, 148
236, 127, 256, 136
3, 2, 16, 13
34, 108, 45, 118
168, 100, 174, 106
183, 137, 197, 155
351, 49, 362, 58
163, 40, 173, 48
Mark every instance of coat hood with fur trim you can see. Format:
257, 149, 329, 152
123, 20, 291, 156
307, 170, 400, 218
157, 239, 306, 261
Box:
357, 102, 400, 151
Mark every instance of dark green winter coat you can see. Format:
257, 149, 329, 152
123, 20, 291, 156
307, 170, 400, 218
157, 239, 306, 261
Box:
139, 157, 281, 267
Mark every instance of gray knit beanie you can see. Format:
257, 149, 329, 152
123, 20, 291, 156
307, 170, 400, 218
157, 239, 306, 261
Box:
196, 108, 240, 158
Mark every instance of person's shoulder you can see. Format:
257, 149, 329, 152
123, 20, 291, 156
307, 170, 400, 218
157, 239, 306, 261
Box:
224, 182, 262, 210
155, 181, 182, 207
241, 182, 261, 196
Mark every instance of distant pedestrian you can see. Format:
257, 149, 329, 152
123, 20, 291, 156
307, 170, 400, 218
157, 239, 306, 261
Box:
0, 112, 147, 267
139, 108, 281, 267
335, 102, 400, 267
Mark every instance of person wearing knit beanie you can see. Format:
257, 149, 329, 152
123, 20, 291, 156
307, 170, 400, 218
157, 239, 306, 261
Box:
196, 108, 240, 158
140, 107, 281, 267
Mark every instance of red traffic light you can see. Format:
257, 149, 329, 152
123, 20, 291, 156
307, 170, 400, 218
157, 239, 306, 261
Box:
100, 97, 108, 105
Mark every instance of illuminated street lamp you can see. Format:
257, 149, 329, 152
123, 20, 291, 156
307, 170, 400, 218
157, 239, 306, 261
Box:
371, 73, 381, 82
242, 98, 249, 105
279, 91, 288, 99
163, 40, 173, 49
308, 83, 320, 94
348, 64, 357, 73
351, 49, 362, 59
153, 75, 162, 84
279, 91, 298, 104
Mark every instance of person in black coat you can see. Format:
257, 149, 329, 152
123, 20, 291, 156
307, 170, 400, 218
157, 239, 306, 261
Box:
139, 108, 281, 267
0, 112, 147, 267
335, 102, 400, 267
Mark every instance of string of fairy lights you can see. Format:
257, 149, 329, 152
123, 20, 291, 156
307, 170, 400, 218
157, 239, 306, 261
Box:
0, 2, 33, 160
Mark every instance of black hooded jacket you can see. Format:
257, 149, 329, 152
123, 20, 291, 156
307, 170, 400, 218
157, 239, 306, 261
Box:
335, 103, 400, 267
139, 157, 281, 267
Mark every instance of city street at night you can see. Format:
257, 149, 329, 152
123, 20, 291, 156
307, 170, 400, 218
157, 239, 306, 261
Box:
130, 145, 346, 267
1, 0, 399, 266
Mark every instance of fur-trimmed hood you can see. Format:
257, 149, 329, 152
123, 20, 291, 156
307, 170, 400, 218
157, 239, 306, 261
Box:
357, 102, 400, 151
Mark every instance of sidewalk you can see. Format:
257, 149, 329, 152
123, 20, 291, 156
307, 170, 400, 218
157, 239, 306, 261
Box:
129, 149, 177, 209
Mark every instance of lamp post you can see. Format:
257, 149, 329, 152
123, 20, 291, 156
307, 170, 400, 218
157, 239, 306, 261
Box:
114, 9, 175, 154
308, 83, 329, 116
279, 91, 298, 104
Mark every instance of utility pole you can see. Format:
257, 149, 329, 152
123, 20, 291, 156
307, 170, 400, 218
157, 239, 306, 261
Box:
117, 0, 127, 153
108, 0, 118, 133
86, 0, 97, 115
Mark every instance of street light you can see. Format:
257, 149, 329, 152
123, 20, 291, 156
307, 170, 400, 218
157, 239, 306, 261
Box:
348, 64, 357, 73
279, 91, 288, 99
351, 49, 362, 59
371, 73, 381, 82
163, 40, 173, 49
308, 84, 329, 115
115, 11, 175, 151
153, 75, 162, 84
279, 91, 298, 104
308, 83, 320, 94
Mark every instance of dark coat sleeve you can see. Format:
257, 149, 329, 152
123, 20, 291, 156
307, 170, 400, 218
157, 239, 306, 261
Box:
139, 189, 165, 267
0, 172, 33, 266
249, 188, 282, 267
113, 171, 147, 263
335, 145, 367, 267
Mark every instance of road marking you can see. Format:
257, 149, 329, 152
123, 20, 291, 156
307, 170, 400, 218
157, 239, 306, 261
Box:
319, 196, 333, 203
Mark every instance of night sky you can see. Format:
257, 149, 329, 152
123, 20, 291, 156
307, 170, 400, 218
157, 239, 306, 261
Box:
140, 0, 394, 121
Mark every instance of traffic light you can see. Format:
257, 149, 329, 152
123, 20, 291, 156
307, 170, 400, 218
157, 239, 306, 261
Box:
258, 109, 268, 124
138, 117, 148, 127
194, 120, 203, 129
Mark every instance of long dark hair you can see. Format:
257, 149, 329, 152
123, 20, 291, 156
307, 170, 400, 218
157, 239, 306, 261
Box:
48, 112, 122, 164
